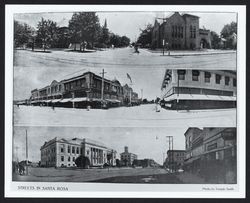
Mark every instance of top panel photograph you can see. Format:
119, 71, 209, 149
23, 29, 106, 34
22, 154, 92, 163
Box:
13, 11, 237, 128
13, 11, 237, 69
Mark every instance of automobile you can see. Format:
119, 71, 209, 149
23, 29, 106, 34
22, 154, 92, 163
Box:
178, 169, 184, 173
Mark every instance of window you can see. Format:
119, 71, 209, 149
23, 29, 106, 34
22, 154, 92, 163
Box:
76, 147, 79, 154
190, 25, 193, 38
192, 70, 200, 81
172, 26, 174, 37
61, 156, 64, 162
177, 70, 186, 80
193, 26, 196, 38
68, 146, 70, 153
60, 145, 64, 153
68, 156, 70, 162
225, 76, 230, 86
216, 74, 221, 84
205, 72, 211, 83
233, 78, 236, 87
73, 157, 75, 162
72, 146, 75, 153
59, 85, 61, 91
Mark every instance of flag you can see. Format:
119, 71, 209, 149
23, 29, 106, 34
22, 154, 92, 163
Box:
127, 73, 132, 84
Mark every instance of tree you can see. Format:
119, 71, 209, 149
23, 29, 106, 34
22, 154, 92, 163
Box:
46, 20, 59, 48
75, 155, 90, 168
120, 36, 130, 47
210, 31, 221, 49
14, 21, 34, 48
220, 22, 237, 49
68, 12, 101, 50
136, 24, 153, 48
221, 22, 237, 39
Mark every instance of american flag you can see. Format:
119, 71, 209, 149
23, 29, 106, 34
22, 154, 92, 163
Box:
127, 73, 132, 84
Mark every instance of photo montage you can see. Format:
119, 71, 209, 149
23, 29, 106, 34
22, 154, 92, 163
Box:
12, 10, 237, 189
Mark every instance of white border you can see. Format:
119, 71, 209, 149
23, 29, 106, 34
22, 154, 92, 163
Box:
5, 5, 246, 198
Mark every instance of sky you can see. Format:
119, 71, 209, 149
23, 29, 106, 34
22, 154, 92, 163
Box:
13, 126, 188, 165
14, 11, 237, 41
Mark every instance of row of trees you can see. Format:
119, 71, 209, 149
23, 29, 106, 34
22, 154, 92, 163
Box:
14, 12, 130, 51
136, 21, 237, 49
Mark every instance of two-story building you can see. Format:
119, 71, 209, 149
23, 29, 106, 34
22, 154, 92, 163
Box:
160, 69, 237, 110
183, 127, 236, 183
40, 137, 117, 168
164, 150, 186, 171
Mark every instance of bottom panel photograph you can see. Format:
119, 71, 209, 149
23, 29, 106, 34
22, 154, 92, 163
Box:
12, 126, 236, 184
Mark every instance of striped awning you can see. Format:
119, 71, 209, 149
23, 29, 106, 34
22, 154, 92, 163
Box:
164, 94, 236, 102
59, 98, 72, 103
105, 99, 121, 103
71, 97, 88, 102
51, 99, 62, 103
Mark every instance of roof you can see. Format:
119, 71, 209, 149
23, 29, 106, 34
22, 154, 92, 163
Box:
182, 13, 199, 19
184, 127, 202, 137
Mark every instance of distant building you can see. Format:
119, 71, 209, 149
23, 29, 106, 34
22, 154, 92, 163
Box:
123, 84, 140, 105
184, 127, 236, 183
151, 12, 211, 50
40, 137, 117, 168
164, 150, 185, 171
160, 69, 237, 110
120, 146, 138, 166
133, 158, 159, 168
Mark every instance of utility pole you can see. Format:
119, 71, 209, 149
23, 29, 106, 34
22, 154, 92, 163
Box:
141, 89, 143, 100
166, 136, 173, 172
100, 69, 107, 106
26, 129, 28, 175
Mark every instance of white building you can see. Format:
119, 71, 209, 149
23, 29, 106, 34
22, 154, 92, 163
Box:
160, 69, 236, 109
40, 137, 117, 168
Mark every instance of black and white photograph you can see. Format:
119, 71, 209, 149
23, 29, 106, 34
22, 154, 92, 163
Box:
5, 5, 246, 198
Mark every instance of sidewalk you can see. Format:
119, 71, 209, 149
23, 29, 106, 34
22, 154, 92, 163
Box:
144, 48, 236, 56
175, 172, 206, 184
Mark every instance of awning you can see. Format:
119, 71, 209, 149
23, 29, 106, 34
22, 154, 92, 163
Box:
59, 98, 72, 103
164, 94, 236, 102
30, 101, 38, 104
51, 99, 62, 103
105, 99, 121, 103
44, 100, 52, 103
184, 156, 201, 164
71, 97, 88, 102
91, 98, 102, 102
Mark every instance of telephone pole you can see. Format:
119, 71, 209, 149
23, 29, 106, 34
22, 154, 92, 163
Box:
166, 136, 173, 172
100, 69, 107, 104
26, 129, 28, 175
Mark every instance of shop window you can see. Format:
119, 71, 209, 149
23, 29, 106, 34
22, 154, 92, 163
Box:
205, 72, 211, 83
233, 78, 236, 87
216, 74, 221, 84
225, 76, 230, 86
192, 70, 200, 81
61, 156, 64, 162
68, 156, 70, 162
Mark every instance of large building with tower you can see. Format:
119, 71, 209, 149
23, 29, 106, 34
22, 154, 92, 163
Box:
40, 137, 117, 168
160, 69, 237, 110
151, 12, 211, 50
164, 150, 186, 171
120, 146, 138, 166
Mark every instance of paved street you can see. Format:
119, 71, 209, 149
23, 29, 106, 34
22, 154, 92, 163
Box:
14, 47, 236, 69
14, 104, 236, 127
